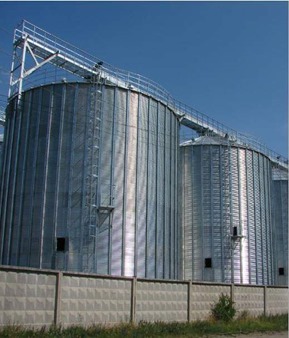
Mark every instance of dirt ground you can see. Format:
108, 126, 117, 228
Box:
220, 331, 288, 338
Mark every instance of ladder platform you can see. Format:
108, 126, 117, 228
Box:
98, 205, 114, 211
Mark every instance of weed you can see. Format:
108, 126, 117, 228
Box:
0, 314, 287, 337
211, 293, 236, 322
237, 310, 250, 321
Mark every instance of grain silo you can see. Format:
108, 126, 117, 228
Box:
180, 135, 274, 285
271, 165, 288, 285
1, 20, 288, 286
0, 82, 180, 279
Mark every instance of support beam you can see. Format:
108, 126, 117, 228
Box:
24, 50, 59, 77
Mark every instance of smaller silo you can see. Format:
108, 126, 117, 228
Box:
180, 135, 274, 285
271, 165, 288, 286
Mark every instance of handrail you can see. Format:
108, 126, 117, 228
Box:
0, 107, 6, 126
9, 20, 288, 169
175, 99, 288, 167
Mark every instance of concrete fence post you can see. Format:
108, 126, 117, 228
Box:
263, 286, 267, 316
187, 280, 192, 322
230, 283, 235, 303
130, 277, 137, 323
54, 271, 63, 326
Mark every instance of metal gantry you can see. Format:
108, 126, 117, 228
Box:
6, 19, 288, 169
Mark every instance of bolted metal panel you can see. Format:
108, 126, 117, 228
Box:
147, 99, 157, 278
239, 149, 249, 284
124, 91, 138, 276
156, 103, 165, 279
0, 135, 3, 171
271, 166, 288, 285
181, 136, 274, 285
0, 82, 180, 280
136, 95, 148, 278
0, 101, 16, 265
111, 87, 127, 277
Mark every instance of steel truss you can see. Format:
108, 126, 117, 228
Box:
4, 20, 288, 169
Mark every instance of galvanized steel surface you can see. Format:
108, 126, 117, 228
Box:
271, 167, 288, 286
181, 136, 274, 285
0, 82, 180, 279
0, 134, 3, 169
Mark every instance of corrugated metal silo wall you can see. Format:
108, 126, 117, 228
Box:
271, 167, 288, 285
0, 137, 3, 183
0, 140, 3, 166
0, 82, 180, 280
181, 142, 274, 285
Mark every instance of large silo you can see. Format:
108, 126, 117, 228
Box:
0, 82, 180, 279
181, 135, 274, 285
271, 166, 288, 285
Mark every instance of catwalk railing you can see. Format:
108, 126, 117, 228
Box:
0, 107, 5, 126
0, 266, 287, 328
4, 20, 288, 168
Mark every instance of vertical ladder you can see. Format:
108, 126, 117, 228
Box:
222, 138, 243, 283
83, 77, 102, 272
222, 137, 232, 283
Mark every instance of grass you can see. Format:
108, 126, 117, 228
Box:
0, 314, 287, 338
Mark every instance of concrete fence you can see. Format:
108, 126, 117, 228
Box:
0, 266, 287, 328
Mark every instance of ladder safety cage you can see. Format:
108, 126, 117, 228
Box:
82, 79, 102, 272
82, 77, 115, 273
221, 138, 233, 283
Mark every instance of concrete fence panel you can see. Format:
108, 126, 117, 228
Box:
60, 274, 132, 327
190, 283, 231, 321
266, 287, 288, 316
0, 267, 287, 328
234, 285, 264, 317
135, 280, 187, 323
0, 269, 56, 327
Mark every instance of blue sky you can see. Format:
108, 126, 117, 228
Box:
0, 1, 287, 156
